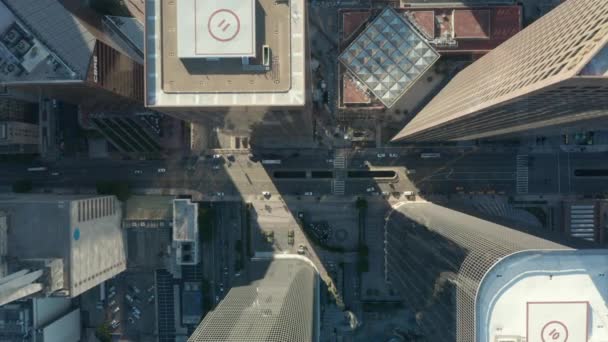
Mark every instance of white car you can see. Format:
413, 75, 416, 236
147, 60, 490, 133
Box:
389, 153, 399, 158
212, 165, 221, 170
377, 153, 386, 158
216, 192, 225, 197
110, 319, 120, 329
304, 192, 313, 196
157, 168, 166, 173
297, 244, 307, 255
134, 170, 143, 175
112, 306, 120, 314
213, 154, 222, 159
326, 159, 334, 163
366, 187, 374, 192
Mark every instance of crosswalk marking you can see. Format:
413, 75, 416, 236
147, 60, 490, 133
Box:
516, 154, 529, 194
332, 179, 345, 195
333, 155, 346, 169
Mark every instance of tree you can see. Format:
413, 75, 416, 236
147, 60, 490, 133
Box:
95, 323, 111, 342
12, 179, 32, 193
355, 197, 367, 210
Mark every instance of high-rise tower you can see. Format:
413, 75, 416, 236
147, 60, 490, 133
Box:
385, 201, 605, 342
392, 0, 608, 142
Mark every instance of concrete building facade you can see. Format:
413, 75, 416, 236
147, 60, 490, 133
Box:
385, 201, 601, 342
188, 257, 319, 342
393, 0, 608, 141
0, 0, 144, 106
0, 194, 126, 305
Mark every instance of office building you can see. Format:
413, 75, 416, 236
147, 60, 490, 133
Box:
0, 0, 144, 106
0, 297, 80, 342
188, 257, 319, 342
384, 201, 604, 342
392, 0, 608, 141
338, 7, 439, 109
0, 194, 126, 305
145, 0, 306, 111
0, 121, 38, 154
172, 199, 199, 266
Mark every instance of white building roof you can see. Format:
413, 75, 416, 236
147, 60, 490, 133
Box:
339, 7, 439, 108
177, 0, 256, 58
476, 250, 608, 342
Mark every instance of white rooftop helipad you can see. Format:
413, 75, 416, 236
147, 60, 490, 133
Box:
476, 250, 608, 342
177, 0, 256, 58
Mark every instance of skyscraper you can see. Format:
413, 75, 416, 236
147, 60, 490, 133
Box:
0, 0, 144, 106
385, 201, 604, 342
392, 0, 608, 142
0, 194, 126, 306
188, 258, 319, 342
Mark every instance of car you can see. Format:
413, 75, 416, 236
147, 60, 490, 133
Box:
215, 295, 220, 302
129, 285, 141, 294
406, 169, 416, 175
96, 301, 104, 310
147, 295, 155, 303
226, 154, 235, 162
110, 319, 120, 329
304, 192, 313, 196
134, 170, 143, 175
212, 165, 221, 170
157, 168, 166, 173
297, 244, 307, 255
132, 310, 141, 319
326, 159, 334, 163
128, 317, 135, 324
108, 285, 116, 293
455, 186, 464, 191
366, 187, 374, 192
389, 153, 399, 158
213, 154, 222, 159
219, 286, 224, 293
216, 192, 225, 197
112, 306, 120, 314
403, 191, 415, 196
125, 294, 134, 303
377, 153, 386, 158
234, 271, 241, 277
262, 191, 271, 198
108, 291, 116, 299
51, 172, 60, 176
131, 306, 141, 315
108, 299, 116, 307
382, 191, 390, 196
147, 285, 155, 293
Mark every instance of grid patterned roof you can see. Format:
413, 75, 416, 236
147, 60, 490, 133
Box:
339, 7, 439, 108
188, 258, 317, 342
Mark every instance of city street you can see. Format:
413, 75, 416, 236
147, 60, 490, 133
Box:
1, 148, 607, 197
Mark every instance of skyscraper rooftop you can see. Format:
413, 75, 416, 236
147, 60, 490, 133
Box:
338, 7, 439, 108
188, 258, 318, 342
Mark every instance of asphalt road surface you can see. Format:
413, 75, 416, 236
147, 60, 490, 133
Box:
1, 148, 607, 197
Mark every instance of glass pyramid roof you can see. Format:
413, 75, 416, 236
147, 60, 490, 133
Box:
339, 7, 440, 108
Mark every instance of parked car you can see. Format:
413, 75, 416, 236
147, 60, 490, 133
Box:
304, 192, 313, 196
389, 153, 399, 158
157, 168, 166, 173
125, 294, 134, 303
134, 170, 143, 175
147, 295, 155, 304
377, 153, 386, 158
110, 320, 120, 329
112, 306, 120, 314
